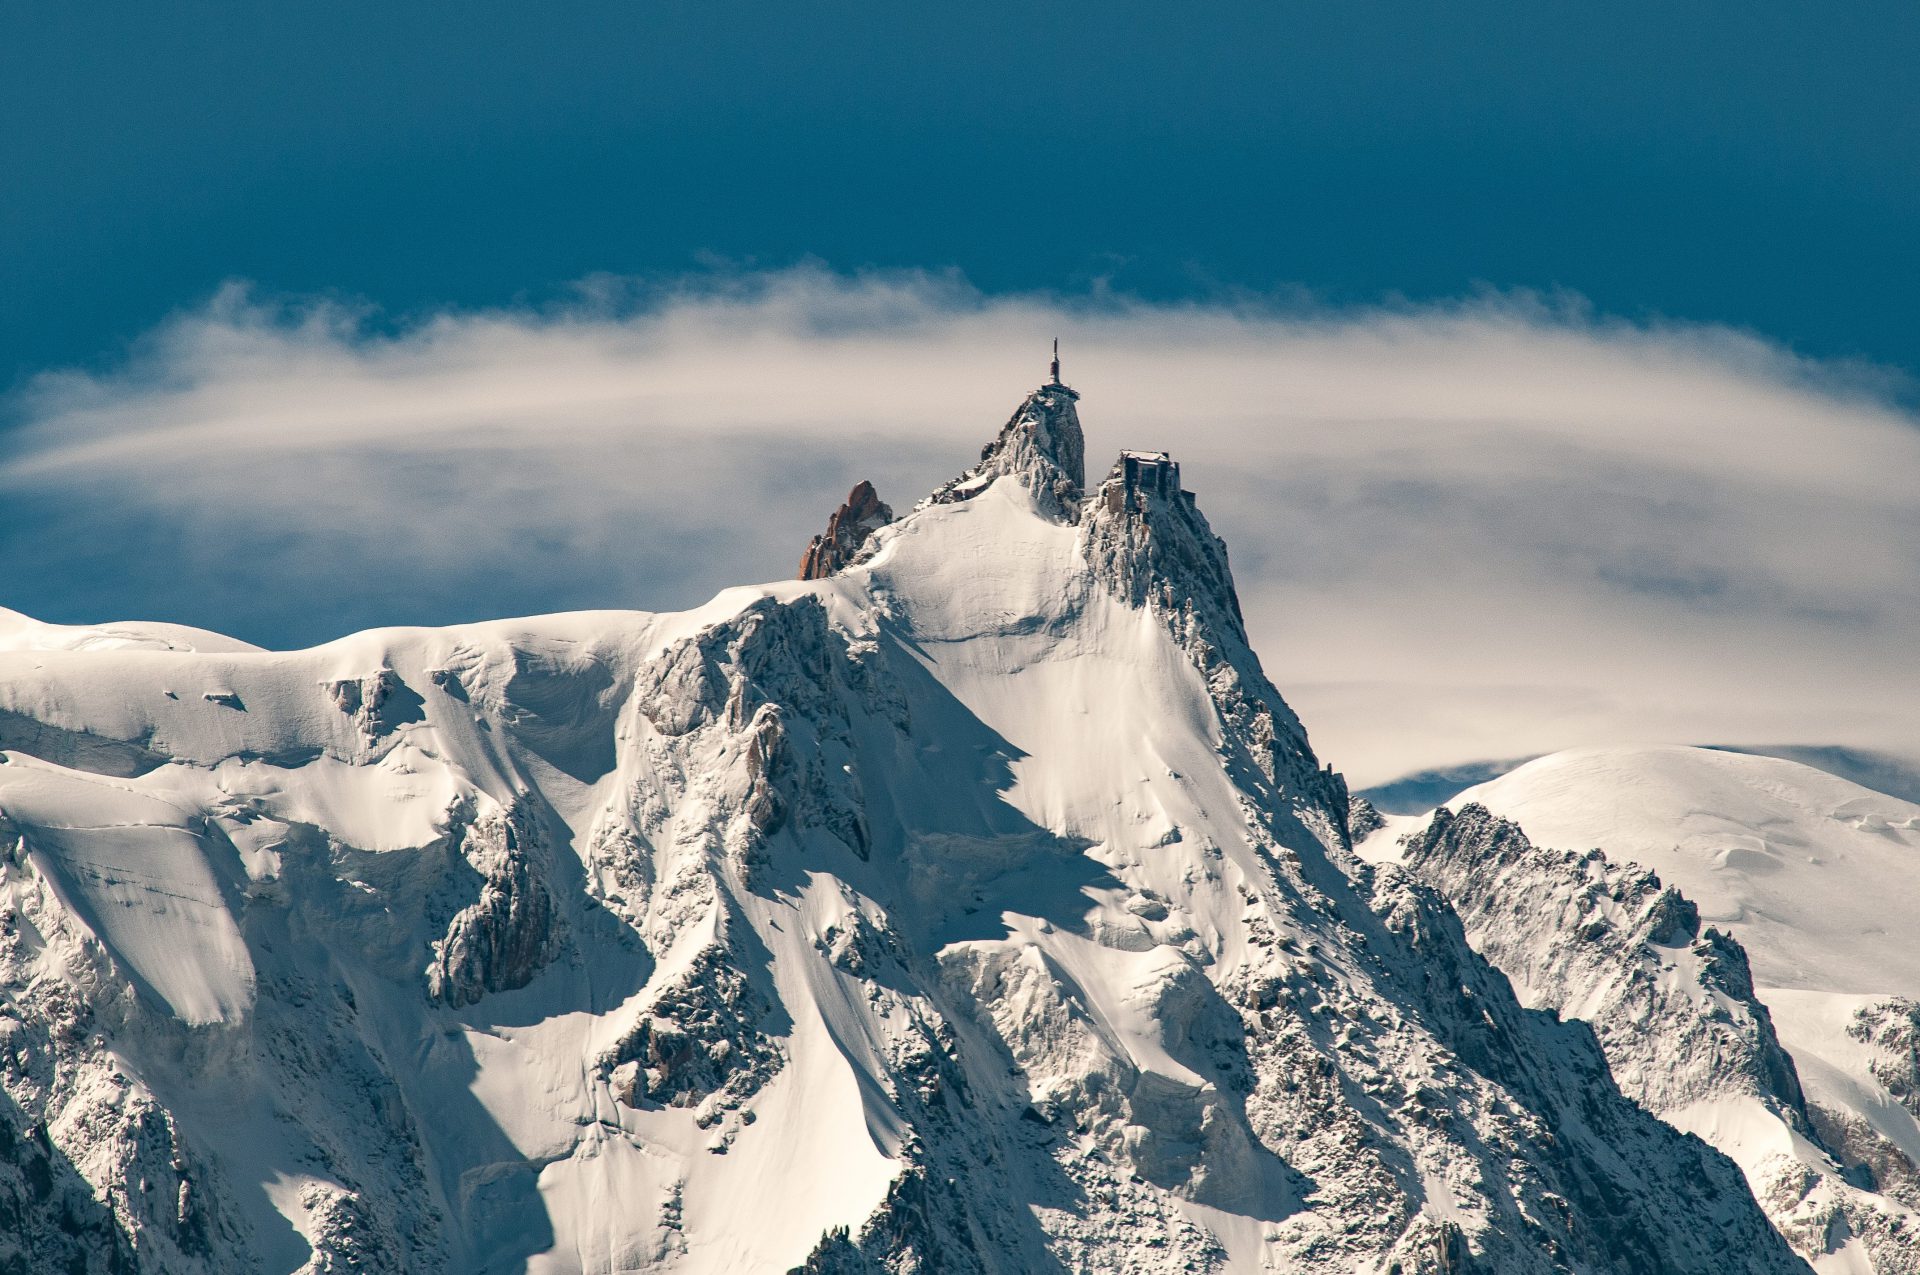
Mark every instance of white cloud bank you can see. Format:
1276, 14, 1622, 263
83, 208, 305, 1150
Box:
4, 268, 1916, 786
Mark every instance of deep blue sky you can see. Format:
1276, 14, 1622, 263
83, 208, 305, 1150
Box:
5, 1, 1919, 387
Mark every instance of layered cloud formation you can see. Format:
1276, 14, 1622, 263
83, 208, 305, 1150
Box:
3, 268, 1914, 784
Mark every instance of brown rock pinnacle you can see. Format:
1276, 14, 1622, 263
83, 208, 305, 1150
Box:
798, 480, 893, 579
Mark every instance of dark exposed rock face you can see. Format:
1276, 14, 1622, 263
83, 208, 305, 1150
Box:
800, 480, 894, 580
1399, 803, 1920, 1270
1853, 998, 1920, 1117
632, 595, 874, 877
788, 1163, 991, 1275
1348, 795, 1387, 841
0, 832, 250, 1273
426, 803, 560, 1008
1364, 865, 1807, 1275
1829, 998, 1920, 1209
324, 668, 426, 756
599, 937, 786, 1117
1085, 450, 1241, 637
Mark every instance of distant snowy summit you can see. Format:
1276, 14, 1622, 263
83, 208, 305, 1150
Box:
0, 364, 1841, 1273
1358, 744, 1920, 1271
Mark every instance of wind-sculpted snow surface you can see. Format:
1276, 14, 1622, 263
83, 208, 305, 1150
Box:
0, 385, 1809, 1272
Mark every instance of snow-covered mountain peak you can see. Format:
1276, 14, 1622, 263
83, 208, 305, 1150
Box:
0, 604, 263, 655
0, 384, 1818, 1273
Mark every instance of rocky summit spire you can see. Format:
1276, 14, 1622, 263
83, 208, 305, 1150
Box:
925, 378, 1085, 521
798, 480, 893, 579
1085, 448, 1240, 637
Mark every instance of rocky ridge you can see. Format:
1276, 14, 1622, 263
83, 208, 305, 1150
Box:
925, 383, 1086, 521
1395, 803, 1920, 1271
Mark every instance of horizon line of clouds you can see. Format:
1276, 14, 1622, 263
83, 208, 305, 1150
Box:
14, 264, 1912, 461
3, 264, 1916, 786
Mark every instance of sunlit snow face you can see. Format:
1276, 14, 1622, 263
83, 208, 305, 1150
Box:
4, 268, 1917, 785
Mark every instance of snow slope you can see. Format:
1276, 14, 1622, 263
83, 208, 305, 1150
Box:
0, 604, 262, 655
1456, 746, 1920, 999
0, 385, 1807, 1273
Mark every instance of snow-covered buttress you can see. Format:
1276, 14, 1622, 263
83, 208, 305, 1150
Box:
0, 380, 1808, 1273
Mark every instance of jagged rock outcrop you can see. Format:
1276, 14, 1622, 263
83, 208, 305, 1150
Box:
800, 481, 895, 580
426, 802, 560, 1008
600, 933, 786, 1117
1804, 999, 1920, 1212
1081, 444, 1351, 848
0, 826, 253, 1272
631, 595, 873, 879
1855, 999, 1920, 1118
0, 1094, 137, 1275
1402, 804, 1809, 1118
323, 667, 424, 754
1085, 450, 1240, 639
1365, 863, 1803, 1274
926, 383, 1084, 521
1347, 795, 1386, 840
789, 1163, 992, 1275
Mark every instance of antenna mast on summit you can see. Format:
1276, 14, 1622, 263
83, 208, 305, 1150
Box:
1050, 337, 1062, 386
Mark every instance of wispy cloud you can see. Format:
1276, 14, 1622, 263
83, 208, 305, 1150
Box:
4, 267, 1915, 785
